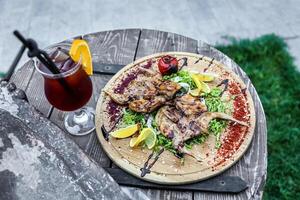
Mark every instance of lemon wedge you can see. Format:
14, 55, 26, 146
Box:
189, 89, 200, 96
197, 73, 215, 82
191, 74, 211, 93
190, 72, 216, 82
200, 81, 211, 93
191, 74, 202, 88
130, 128, 156, 148
145, 129, 157, 149
110, 124, 140, 139
69, 39, 93, 75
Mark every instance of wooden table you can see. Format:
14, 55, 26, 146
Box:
11, 29, 267, 200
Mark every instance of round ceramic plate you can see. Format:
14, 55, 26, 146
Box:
95, 52, 256, 184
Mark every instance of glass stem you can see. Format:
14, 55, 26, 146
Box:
73, 109, 88, 124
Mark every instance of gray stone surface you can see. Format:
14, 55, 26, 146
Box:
0, 82, 130, 200
0, 0, 300, 73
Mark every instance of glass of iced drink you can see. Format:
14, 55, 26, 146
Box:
35, 43, 94, 136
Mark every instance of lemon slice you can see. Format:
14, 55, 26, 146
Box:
191, 74, 211, 93
195, 73, 215, 82
189, 89, 200, 96
145, 129, 157, 149
200, 81, 211, 93
69, 39, 93, 75
191, 74, 202, 89
130, 128, 155, 148
110, 124, 140, 138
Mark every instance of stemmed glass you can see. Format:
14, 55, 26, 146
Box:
35, 42, 95, 136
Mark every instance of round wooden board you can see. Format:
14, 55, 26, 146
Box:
95, 52, 256, 185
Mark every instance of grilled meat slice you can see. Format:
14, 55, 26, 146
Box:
175, 94, 207, 116
106, 67, 181, 113
158, 80, 181, 100
104, 67, 162, 105
161, 106, 182, 123
156, 106, 248, 161
156, 106, 202, 148
155, 106, 181, 139
129, 96, 166, 113
196, 112, 248, 133
126, 79, 158, 100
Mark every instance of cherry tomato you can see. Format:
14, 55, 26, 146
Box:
158, 55, 178, 75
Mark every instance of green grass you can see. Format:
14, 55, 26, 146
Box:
216, 34, 300, 200
0, 72, 5, 78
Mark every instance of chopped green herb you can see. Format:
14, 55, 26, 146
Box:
208, 119, 227, 148
204, 88, 230, 113
119, 108, 146, 127
163, 70, 196, 89
185, 134, 208, 149
204, 87, 230, 148
156, 134, 177, 154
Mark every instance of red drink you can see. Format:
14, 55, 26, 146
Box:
35, 43, 95, 136
37, 49, 92, 111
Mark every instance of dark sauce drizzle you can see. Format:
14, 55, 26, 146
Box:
101, 112, 123, 141
175, 152, 184, 159
217, 79, 229, 96
140, 148, 165, 177
101, 125, 110, 141
178, 57, 188, 70
203, 58, 215, 72
241, 88, 247, 95
194, 56, 203, 64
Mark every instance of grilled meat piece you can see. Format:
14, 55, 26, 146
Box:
106, 67, 181, 113
129, 96, 166, 113
161, 106, 182, 123
156, 106, 248, 161
197, 112, 248, 133
175, 94, 207, 116
156, 106, 202, 147
158, 80, 181, 100
104, 67, 162, 105
126, 79, 158, 100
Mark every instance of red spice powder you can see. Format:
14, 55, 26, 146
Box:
233, 95, 248, 122
214, 81, 250, 167
228, 81, 241, 95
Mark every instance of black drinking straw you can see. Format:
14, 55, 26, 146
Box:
12, 30, 73, 93
13, 30, 61, 75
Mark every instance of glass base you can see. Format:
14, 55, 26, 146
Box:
64, 107, 95, 136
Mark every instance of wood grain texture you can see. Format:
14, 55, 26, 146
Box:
10, 60, 35, 91
130, 29, 199, 199
96, 52, 256, 185
136, 29, 198, 59
194, 41, 267, 200
49, 29, 141, 167
25, 69, 52, 117
12, 29, 267, 200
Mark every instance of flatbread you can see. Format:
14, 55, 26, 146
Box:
95, 52, 256, 184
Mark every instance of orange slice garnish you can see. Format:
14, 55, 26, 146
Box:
69, 39, 93, 75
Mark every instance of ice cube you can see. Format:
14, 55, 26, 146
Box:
51, 48, 69, 63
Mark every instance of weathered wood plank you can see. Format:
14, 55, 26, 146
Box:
129, 29, 198, 200
49, 74, 112, 166
49, 29, 141, 167
12, 29, 267, 199
135, 29, 198, 59
194, 41, 267, 200
25, 69, 52, 117
10, 60, 35, 91
0, 85, 130, 200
